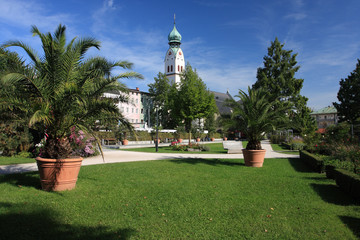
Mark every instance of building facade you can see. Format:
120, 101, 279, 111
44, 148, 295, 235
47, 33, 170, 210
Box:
311, 106, 338, 130
104, 88, 153, 129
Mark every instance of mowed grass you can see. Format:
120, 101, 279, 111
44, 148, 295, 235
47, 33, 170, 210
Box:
271, 144, 299, 155
123, 142, 228, 154
0, 156, 36, 165
1, 158, 359, 239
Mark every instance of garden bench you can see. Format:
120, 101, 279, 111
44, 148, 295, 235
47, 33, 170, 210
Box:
102, 138, 118, 145
223, 141, 243, 154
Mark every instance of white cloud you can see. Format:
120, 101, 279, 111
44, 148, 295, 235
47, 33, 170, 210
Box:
0, 0, 72, 30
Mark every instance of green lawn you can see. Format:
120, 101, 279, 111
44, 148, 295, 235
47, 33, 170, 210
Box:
122, 142, 228, 154
271, 144, 299, 155
0, 156, 36, 165
0, 158, 359, 239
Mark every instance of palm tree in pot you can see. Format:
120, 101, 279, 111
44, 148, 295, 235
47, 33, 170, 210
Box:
228, 87, 286, 167
2, 24, 142, 190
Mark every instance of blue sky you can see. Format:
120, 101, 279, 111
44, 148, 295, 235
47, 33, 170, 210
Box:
1, 0, 359, 110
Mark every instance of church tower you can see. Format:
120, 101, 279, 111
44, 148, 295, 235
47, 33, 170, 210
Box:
165, 16, 185, 85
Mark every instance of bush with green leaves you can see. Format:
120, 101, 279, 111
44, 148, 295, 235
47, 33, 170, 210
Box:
270, 134, 286, 144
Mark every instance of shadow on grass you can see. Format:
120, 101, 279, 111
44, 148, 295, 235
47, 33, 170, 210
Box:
0, 172, 41, 189
288, 158, 313, 173
339, 216, 360, 239
310, 183, 357, 206
0, 202, 136, 240
170, 158, 244, 167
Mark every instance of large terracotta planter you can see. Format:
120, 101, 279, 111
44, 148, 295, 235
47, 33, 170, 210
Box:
177, 138, 183, 143
242, 149, 266, 167
36, 157, 83, 191
211, 138, 215, 141
223, 137, 228, 141
196, 138, 201, 142
122, 139, 128, 145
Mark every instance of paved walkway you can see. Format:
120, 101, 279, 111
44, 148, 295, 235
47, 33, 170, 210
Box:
0, 140, 298, 175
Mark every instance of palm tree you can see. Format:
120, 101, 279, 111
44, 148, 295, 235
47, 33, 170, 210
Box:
227, 87, 286, 150
1, 24, 142, 159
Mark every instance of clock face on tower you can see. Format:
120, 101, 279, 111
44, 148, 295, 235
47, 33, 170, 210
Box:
168, 51, 172, 55
179, 52, 182, 55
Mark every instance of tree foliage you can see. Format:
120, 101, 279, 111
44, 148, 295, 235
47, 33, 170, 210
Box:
227, 87, 287, 150
173, 64, 217, 141
333, 59, 360, 126
253, 37, 315, 134
148, 72, 177, 128
1, 24, 142, 158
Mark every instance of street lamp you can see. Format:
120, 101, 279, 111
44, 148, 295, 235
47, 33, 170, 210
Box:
155, 104, 159, 152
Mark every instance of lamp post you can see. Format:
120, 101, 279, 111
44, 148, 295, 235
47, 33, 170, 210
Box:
155, 104, 159, 152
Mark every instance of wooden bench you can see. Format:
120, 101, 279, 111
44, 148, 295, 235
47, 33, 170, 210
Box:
102, 138, 118, 145
223, 141, 243, 154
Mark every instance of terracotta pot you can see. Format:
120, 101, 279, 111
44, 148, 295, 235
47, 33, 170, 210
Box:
122, 139, 128, 145
177, 138, 183, 143
154, 139, 160, 144
211, 138, 215, 141
223, 137, 228, 141
242, 149, 266, 167
36, 157, 83, 191
196, 138, 201, 142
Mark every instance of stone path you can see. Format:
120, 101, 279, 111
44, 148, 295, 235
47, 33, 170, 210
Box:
0, 140, 298, 175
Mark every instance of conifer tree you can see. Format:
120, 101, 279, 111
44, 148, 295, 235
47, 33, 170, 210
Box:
253, 37, 315, 134
333, 59, 360, 136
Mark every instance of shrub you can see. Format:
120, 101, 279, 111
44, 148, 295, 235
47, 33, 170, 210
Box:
69, 127, 98, 158
321, 142, 360, 175
0, 123, 33, 156
299, 150, 325, 173
171, 144, 210, 152
335, 168, 360, 201
15, 151, 33, 158
291, 142, 305, 150
270, 134, 286, 144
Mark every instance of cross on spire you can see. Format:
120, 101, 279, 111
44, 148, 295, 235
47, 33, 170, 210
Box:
174, 13, 176, 25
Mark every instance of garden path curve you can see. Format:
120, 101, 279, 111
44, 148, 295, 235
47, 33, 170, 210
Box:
0, 140, 297, 175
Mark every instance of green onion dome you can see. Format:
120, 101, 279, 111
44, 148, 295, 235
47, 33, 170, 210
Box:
168, 24, 182, 44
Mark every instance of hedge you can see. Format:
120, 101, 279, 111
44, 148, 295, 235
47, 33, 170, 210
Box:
299, 150, 325, 173
334, 168, 360, 201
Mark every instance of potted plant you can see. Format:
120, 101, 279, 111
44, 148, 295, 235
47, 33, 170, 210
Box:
2, 24, 142, 191
228, 87, 285, 167
175, 125, 186, 143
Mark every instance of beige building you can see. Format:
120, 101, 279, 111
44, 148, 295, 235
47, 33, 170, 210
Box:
310, 106, 338, 130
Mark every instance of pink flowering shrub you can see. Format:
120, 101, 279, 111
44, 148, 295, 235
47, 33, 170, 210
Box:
69, 127, 98, 157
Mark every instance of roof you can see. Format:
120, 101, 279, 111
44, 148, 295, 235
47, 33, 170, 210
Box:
168, 24, 182, 44
311, 106, 337, 115
211, 90, 233, 115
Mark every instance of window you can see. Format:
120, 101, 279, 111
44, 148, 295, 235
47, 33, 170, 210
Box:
181, 66, 183, 71
171, 65, 173, 72
136, 109, 138, 113
136, 119, 138, 123
126, 107, 129, 113
132, 108, 134, 113
121, 107, 124, 112
178, 65, 179, 71
167, 66, 170, 72
136, 99, 138, 104
141, 109, 143, 113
